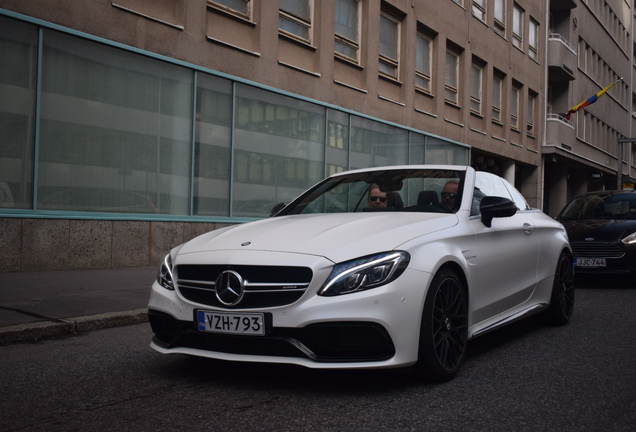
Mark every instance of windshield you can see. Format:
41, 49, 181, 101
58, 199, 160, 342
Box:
559, 193, 636, 220
278, 168, 465, 215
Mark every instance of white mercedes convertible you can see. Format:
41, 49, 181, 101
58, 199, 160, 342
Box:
148, 165, 574, 381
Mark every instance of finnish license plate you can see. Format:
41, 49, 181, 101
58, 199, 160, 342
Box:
575, 258, 606, 268
197, 310, 265, 335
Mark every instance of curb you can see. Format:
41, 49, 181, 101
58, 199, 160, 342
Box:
0, 309, 148, 345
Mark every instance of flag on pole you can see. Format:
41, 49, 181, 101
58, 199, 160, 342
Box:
565, 78, 622, 120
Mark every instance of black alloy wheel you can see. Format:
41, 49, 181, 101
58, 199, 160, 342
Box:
417, 268, 468, 382
539, 251, 575, 325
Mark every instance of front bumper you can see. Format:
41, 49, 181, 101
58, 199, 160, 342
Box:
147, 267, 431, 369
149, 309, 395, 362
571, 241, 636, 276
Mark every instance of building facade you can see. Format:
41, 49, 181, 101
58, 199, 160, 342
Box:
2, 0, 549, 272
545, 0, 636, 216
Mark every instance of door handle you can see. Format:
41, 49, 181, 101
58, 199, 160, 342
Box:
523, 223, 534, 234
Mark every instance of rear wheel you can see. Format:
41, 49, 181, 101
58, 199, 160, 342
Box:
416, 268, 468, 382
538, 251, 575, 325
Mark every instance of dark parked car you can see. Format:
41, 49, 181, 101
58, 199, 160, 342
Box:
557, 190, 636, 278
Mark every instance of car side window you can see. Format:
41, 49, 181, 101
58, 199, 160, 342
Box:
472, 172, 514, 216
505, 182, 530, 211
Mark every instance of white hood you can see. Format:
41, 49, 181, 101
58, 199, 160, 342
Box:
178, 213, 458, 263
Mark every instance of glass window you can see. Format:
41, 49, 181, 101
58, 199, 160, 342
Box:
511, 84, 520, 130
474, 171, 529, 212
350, 116, 408, 169
281, 168, 466, 215
472, 171, 519, 215
445, 48, 459, 104
506, 182, 530, 211
492, 73, 503, 123
38, 30, 193, 214
470, 62, 483, 115
279, 0, 312, 42
327, 108, 349, 174
234, 84, 325, 217
529, 18, 539, 60
527, 92, 536, 137
472, 0, 486, 22
0, 16, 37, 209
0, 14, 469, 220
335, 0, 360, 62
425, 137, 469, 165
194, 74, 233, 216
209, 0, 250, 18
560, 193, 636, 220
513, 3, 523, 49
379, 11, 400, 79
416, 30, 432, 92
494, 0, 506, 35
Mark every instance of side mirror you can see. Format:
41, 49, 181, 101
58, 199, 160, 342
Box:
480, 196, 517, 228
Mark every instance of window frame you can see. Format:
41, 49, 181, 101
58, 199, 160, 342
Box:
527, 91, 536, 137
208, 0, 251, 20
472, 0, 487, 22
512, 3, 524, 50
378, 9, 401, 80
528, 17, 539, 60
415, 29, 433, 93
470, 60, 484, 115
494, 0, 506, 36
334, 0, 361, 63
445, 47, 460, 105
492, 73, 503, 123
279, 0, 313, 44
511, 83, 521, 131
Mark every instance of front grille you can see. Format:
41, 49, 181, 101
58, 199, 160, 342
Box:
175, 264, 313, 309
570, 242, 624, 258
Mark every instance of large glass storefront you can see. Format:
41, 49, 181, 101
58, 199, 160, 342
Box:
0, 14, 468, 220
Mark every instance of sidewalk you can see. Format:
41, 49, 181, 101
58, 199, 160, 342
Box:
0, 266, 157, 344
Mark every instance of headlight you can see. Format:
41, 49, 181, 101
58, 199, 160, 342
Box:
157, 253, 175, 290
318, 251, 410, 296
622, 232, 636, 245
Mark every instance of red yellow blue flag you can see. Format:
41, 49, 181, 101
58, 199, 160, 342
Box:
565, 78, 622, 120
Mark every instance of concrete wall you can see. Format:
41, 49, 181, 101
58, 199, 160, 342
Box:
0, 218, 231, 273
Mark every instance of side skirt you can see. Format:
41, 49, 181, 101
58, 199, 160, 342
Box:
470, 303, 548, 338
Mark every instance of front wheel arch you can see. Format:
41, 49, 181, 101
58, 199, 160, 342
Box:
415, 265, 469, 382
535, 248, 575, 326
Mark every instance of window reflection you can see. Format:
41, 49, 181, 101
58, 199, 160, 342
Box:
0, 15, 469, 219
38, 30, 192, 214
0, 17, 37, 209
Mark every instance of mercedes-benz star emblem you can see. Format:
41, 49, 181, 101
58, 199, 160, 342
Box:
215, 270, 245, 306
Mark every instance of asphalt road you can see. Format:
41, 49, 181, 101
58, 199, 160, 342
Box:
1, 281, 635, 432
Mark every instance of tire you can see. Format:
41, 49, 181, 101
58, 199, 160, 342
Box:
538, 251, 575, 325
416, 267, 468, 382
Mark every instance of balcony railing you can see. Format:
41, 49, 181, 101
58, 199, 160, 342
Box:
547, 113, 573, 127
548, 33, 576, 54
548, 33, 577, 81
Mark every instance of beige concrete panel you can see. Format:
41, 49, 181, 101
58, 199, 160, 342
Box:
111, 221, 150, 268
149, 221, 185, 267
378, 78, 405, 107
206, 6, 259, 54
68, 220, 113, 270
112, 0, 184, 27
21, 219, 70, 271
183, 222, 219, 242
0, 219, 22, 273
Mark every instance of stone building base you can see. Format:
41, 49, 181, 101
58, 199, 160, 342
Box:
0, 218, 231, 273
